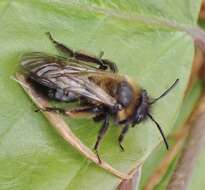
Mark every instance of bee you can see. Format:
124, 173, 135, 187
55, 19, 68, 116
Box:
21, 32, 179, 163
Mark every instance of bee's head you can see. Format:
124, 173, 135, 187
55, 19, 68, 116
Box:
131, 89, 149, 125
131, 79, 179, 150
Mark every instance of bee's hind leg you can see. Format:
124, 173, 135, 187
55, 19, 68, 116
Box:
101, 59, 118, 73
93, 112, 110, 163
46, 32, 118, 73
46, 32, 75, 57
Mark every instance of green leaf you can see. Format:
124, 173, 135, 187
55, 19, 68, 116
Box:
0, 1, 201, 189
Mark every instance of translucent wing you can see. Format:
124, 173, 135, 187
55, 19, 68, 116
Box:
21, 52, 117, 107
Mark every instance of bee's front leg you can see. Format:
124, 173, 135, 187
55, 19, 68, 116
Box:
118, 124, 129, 151
46, 32, 74, 57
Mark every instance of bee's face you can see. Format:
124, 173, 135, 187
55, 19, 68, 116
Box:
131, 89, 150, 126
115, 87, 150, 126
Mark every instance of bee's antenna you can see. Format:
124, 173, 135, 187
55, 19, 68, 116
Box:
147, 113, 169, 150
149, 78, 179, 105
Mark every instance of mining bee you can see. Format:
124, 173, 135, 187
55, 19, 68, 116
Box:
21, 32, 179, 163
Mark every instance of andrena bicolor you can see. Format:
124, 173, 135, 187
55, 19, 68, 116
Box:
21, 32, 179, 162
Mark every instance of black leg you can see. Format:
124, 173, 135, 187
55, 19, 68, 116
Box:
98, 51, 104, 59
36, 106, 94, 115
72, 52, 118, 73
46, 32, 118, 73
118, 125, 129, 151
93, 114, 105, 122
70, 106, 104, 114
46, 32, 74, 57
101, 59, 118, 73
36, 107, 67, 114
93, 113, 110, 163
36, 105, 104, 117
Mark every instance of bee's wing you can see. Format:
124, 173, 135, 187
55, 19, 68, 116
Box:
21, 52, 117, 107
21, 52, 105, 72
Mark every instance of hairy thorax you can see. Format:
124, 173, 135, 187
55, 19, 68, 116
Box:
88, 74, 142, 123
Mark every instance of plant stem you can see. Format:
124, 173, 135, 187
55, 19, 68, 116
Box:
167, 96, 205, 190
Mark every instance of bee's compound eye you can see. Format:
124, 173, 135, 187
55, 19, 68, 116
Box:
117, 81, 133, 107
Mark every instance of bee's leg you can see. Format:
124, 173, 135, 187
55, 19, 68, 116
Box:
37, 105, 103, 117
101, 59, 118, 73
94, 50, 119, 73
93, 113, 110, 163
93, 114, 105, 122
98, 51, 104, 59
70, 106, 103, 114
118, 124, 129, 151
74, 52, 118, 73
46, 32, 74, 57
46, 32, 118, 73
36, 107, 67, 114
